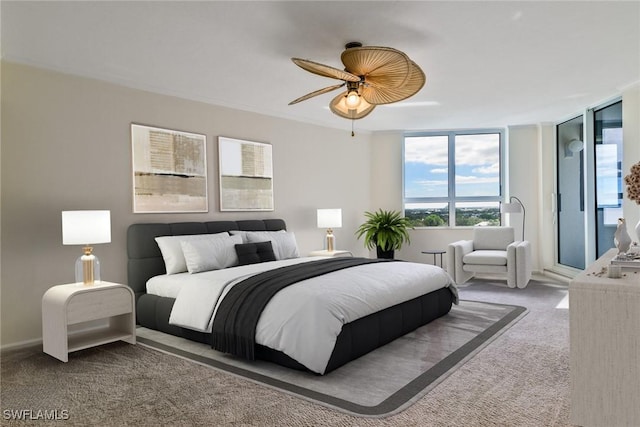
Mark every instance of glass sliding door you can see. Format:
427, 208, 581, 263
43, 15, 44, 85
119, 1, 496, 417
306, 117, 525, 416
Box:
594, 101, 623, 258
555, 99, 623, 271
557, 115, 586, 269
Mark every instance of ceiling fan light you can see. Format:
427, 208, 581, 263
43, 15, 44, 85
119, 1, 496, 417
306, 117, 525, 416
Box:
330, 91, 375, 119
345, 90, 361, 108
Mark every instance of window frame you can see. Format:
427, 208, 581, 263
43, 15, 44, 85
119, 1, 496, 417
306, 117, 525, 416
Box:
402, 128, 505, 227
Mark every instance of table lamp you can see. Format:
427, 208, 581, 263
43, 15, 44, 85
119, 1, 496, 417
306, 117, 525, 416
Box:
62, 210, 111, 285
317, 209, 342, 252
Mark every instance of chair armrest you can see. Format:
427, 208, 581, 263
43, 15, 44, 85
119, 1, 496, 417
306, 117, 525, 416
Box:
515, 240, 532, 288
446, 240, 474, 284
449, 239, 474, 256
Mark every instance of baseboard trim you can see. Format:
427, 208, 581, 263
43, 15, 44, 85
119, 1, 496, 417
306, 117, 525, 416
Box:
542, 269, 573, 283
1, 337, 42, 353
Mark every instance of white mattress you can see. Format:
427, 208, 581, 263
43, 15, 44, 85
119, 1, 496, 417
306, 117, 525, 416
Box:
146, 272, 188, 298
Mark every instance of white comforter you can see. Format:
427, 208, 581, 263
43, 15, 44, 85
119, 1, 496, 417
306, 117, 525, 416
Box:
152, 257, 457, 374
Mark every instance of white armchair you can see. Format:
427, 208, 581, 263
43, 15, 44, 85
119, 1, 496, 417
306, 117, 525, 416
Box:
446, 226, 532, 289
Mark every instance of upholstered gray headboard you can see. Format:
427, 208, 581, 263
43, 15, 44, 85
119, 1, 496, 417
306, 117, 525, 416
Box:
126, 219, 287, 301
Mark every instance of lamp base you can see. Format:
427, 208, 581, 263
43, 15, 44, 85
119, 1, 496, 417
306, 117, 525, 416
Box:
325, 230, 335, 252
75, 247, 100, 285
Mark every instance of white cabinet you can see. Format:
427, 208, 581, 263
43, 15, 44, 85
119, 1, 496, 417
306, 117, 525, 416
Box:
569, 249, 640, 426
42, 282, 136, 362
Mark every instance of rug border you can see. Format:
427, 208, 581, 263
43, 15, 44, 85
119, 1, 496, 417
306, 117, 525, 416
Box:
137, 300, 527, 417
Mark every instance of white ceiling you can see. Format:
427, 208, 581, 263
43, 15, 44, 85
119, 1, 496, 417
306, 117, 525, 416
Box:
2, 1, 639, 133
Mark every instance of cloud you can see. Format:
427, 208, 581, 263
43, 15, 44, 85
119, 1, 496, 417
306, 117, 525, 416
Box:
455, 175, 499, 184
430, 168, 448, 174
404, 136, 448, 166
472, 163, 499, 174
405, 134, 500, 167
415, 179, 448, 187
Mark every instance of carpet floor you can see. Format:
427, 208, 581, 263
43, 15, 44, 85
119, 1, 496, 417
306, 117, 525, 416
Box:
1, 278, 571, 426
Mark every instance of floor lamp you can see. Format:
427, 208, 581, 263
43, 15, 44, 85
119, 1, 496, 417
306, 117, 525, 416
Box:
501, 196, 526, 241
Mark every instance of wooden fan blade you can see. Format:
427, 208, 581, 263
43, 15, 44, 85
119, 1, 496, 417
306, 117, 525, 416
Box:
361, 61, 426, 105
291, 58, 360, 82
341, 46, 411, 89
329, 91, 376, 120
288, 83, 345, 105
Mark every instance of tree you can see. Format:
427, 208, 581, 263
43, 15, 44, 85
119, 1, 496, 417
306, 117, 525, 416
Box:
423, 214, 445, 227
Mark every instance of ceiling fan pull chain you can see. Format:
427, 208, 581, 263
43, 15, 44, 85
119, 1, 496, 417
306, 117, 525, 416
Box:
351, 120, 355, 137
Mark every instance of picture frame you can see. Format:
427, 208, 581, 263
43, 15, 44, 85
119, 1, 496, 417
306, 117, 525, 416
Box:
218, 136, 274, 211
131, 124, 208, 213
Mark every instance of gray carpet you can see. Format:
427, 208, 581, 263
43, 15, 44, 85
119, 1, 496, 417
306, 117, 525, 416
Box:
1, 278, 571, 426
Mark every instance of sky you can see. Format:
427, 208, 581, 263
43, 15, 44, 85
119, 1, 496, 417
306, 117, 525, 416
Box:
595, 128, 622, 207
404, 133, 500, 200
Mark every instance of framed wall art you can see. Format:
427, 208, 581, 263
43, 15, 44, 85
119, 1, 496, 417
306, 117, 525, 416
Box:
218, 136, 274, 211
131, 124, 208, 213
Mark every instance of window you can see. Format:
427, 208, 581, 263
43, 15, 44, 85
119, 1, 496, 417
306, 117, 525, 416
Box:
403, 130, 503, 227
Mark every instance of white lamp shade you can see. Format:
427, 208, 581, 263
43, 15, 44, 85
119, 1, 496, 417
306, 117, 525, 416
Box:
62, 210, 111, 245
567, 139, 584, 153
317, 209, 342, 229
500, 202, 522, 214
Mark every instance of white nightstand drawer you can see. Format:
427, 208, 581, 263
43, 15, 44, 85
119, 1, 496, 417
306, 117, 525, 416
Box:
67, 287, 133, 325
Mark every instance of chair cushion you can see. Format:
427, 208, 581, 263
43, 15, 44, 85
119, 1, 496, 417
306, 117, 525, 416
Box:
463, 264, 508, 274
463, 250, 508, 266
473, 227, 514, 250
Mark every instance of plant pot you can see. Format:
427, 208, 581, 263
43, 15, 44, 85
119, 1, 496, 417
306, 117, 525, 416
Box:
376, 247, 394, 259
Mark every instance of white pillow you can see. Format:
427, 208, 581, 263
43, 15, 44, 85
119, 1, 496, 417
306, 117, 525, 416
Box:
245, 231, 299, 260
155, 232, 229, 274
180, 234, 243, 274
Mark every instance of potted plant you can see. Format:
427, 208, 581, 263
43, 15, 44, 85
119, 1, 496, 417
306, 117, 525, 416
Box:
355, 209, 412, 259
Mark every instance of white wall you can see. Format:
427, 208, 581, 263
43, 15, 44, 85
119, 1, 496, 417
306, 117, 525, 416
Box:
538, 123, 557, 272
0, 62, 373, 346
622, 84, 640, 230
506, 125, 541, 270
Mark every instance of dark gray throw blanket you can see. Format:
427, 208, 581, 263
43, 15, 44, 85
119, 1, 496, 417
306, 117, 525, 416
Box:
211, 257, 395, 360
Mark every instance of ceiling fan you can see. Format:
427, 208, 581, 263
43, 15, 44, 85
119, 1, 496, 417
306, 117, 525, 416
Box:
289, 42, 426, 124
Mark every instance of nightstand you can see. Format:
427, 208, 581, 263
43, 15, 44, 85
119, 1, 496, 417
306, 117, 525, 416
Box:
42, 282, 136, 362
309, 250, 353, 257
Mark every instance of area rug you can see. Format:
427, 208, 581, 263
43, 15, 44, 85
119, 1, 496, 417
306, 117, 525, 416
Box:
136, 299, 526, 417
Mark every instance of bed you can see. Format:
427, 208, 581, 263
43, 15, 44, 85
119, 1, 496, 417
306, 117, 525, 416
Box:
127, 219, 457, 374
